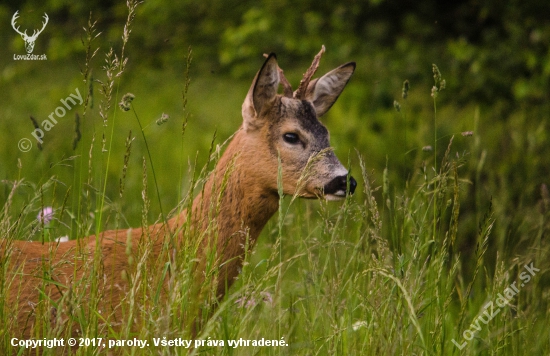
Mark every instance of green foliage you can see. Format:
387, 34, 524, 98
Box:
2, 0, 550, 105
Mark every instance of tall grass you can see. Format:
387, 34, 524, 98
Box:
1, 3, 549, 355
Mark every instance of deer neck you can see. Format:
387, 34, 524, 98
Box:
201, 128, 279, 244
168, 128, 279, 292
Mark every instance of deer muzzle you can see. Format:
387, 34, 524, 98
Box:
323, 174, 357, 200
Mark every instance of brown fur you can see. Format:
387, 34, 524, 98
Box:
2, 52, 355, 342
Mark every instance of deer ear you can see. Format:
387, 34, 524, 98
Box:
242, 53, 280, 131
304, 62, 355, 117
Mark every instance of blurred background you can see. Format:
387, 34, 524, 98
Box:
0, 0, 549, 268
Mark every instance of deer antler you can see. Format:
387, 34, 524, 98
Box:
294, 45, 325, 100
263, 53, 293, 98
30, 13, 49, 39
11, 11, 48, 40
11, 11, 27, 37
277, 67, 293, 98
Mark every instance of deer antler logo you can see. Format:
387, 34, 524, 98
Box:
11, 11, 49, 54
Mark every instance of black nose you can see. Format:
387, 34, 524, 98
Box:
348, 176, 357, 194
324, 175, 357, 196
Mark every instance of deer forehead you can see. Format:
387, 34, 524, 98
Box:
273, 97, 329, 140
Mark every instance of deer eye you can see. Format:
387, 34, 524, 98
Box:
283, 133, 300, 144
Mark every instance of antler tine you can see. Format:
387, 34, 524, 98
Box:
263, 53, 293, 98
42, 13, 49, 28
277, 67, 293, 98
33, 13, 49, 38
294, 45, 325, 100
11, 10, 19, 28
11, 11, 27, 36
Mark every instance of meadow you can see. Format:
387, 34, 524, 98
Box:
1, 1, 549, 355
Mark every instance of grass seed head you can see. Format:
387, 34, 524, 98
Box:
119, 92, 135, 111
393, 100, 401, 112
432, 64, 442, 83
156, 112, 170, 125
402, 80, 410, 99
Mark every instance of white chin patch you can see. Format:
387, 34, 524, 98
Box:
324, 191, 346, 201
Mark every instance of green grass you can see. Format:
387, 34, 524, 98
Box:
1, 5, 549, 355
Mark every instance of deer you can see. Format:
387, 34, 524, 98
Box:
11, 11, 49, 54
2, 47, 356, 347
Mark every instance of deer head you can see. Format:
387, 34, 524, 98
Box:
11, 11, 49, 54
239, 48, 357, 200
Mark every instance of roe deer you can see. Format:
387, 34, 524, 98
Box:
2, 47, 356, 343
